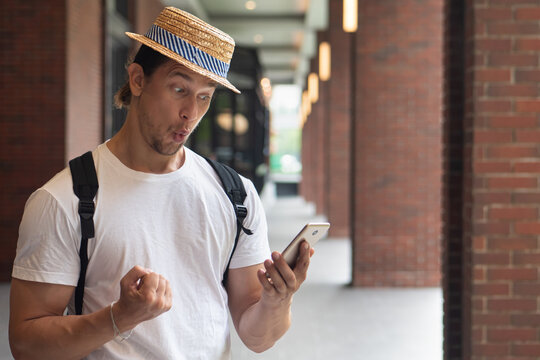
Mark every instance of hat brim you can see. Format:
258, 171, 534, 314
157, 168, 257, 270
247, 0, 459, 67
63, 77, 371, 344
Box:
126, 32, 241, 94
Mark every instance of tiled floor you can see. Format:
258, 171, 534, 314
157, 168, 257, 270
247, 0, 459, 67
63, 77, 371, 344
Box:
230, 196, 443, 360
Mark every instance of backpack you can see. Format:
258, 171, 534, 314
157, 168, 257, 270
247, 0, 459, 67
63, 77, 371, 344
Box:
69, 151, 253, 316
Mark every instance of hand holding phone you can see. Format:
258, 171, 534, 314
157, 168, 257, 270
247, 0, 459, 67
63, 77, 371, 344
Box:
281, 222, 330, 267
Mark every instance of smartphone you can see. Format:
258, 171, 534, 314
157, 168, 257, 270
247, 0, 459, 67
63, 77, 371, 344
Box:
282, 222, 330, 267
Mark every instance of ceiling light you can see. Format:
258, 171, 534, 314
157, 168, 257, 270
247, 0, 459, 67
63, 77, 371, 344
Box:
343, 0, 358, 32
308, 73, 319, 103
319, 42, 331, 81
254, 34, 263, 44
245, 1, 256, 10
301, 90, 311, 127
260, 77, 272, 98
302, 90, 311, 118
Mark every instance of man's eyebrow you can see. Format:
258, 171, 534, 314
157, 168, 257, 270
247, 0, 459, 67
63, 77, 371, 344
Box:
170, 71, 192, 81
170, 71, 218, 89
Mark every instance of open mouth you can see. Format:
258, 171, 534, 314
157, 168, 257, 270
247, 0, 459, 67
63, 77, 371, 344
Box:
172, 130, 189, 142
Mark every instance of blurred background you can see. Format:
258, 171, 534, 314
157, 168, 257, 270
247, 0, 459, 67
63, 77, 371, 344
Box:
2, 0, 540, 359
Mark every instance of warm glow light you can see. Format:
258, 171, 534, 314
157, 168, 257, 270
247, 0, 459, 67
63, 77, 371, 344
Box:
217, 110, 250, 135
260, 77, 272, 98
260, 77, 271, 88
254, 34, 263, 44
319, 42, 331, 81
308, 73, 319, 103
343, 0, 358, 32
301, 93, 307, 125
302, 90, 311, 118
245, 1, 256, 10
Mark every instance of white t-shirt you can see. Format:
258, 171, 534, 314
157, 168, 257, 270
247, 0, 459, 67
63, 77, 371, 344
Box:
12, 143, 270, 359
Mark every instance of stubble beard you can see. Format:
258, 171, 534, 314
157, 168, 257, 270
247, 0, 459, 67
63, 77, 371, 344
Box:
139, 111, 184, 156
151, 138, 183, 156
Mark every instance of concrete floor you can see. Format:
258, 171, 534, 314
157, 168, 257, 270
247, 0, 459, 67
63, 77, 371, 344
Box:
230, 196, 443, 360
0, 194, 443, 360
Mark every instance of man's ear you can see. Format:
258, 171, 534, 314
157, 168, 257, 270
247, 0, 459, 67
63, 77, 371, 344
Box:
127, 63, 145, 97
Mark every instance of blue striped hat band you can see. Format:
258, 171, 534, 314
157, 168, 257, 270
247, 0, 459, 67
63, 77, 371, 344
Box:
144, 24, 230, 78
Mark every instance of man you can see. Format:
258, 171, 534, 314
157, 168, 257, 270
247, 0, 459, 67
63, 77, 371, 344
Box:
9, 7, 313, 359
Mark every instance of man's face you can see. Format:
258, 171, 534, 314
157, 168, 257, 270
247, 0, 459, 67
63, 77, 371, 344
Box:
134, 61, 217, 156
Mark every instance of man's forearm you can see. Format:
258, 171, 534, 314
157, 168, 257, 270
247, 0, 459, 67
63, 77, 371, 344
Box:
228, 246, 313, 354
237, 296, 293, 353
10, 306, 117, 360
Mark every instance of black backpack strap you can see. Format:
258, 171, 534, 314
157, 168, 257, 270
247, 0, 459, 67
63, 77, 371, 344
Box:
69, 151, 98, 315
204, 158, 253, 286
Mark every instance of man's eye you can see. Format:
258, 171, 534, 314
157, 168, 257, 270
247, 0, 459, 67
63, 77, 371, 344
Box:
200, 95, 211, 101
174, 87, 184, 93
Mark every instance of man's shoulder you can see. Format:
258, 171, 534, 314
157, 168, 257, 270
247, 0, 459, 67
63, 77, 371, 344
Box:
41, 166, 73, 199
39, 145, 105, 206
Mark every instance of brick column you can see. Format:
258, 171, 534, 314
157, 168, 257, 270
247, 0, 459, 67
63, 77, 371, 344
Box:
326, 0, 351, 238
318, 32, 331, 218
301, 114, 315, 204
352, 0, 443, 286
0, 2, 68, 280
300, 118, 308, 199
135, 0, 165, 33
66, 0, 103, 159
310, 57, 327, 215
461, 1, 540, 359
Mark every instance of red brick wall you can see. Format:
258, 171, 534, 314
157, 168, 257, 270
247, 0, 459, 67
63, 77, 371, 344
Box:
463, 1, 540, 359
326, 0, 351, 238
310, 57, 327, 215
301, 111, 316, 205
301, 60, 325, 213
0, 1, 68, 281
352, 0, 443, 286
135, 0, 164, 34
300, 103, 311, 203
66, 0, 103, 160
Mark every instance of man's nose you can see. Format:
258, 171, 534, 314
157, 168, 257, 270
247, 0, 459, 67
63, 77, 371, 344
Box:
180, 96, 198, 121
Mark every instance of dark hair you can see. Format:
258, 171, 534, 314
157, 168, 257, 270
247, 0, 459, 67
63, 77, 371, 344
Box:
114, 45, 170, 109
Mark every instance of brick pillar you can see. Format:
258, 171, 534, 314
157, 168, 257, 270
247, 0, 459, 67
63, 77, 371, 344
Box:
462, 1, 540, 359
135, 0, 165, 34
301, 114, 314, 203
310, 57, 327, 215
326, 0, 351, 238
0, 1, 105, 281
300, 118, 307, 199
66, 0, 103, 159
318, 32, 330, 218
352, 0, 443, 286
0, 2, 68, 281
442, 0, 466, 358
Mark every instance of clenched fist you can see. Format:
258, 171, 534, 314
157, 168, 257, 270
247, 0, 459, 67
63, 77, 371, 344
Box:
111, 266, 173, 333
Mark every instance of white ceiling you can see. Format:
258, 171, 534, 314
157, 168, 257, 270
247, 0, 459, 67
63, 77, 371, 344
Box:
164, 0, 328, 87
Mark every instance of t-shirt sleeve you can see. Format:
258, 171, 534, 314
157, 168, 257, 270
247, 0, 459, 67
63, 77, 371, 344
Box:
228, 179, 271, 269
12, 188, 81, 286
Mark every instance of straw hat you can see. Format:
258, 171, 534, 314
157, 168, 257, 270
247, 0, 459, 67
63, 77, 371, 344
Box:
126, 7, 240, 94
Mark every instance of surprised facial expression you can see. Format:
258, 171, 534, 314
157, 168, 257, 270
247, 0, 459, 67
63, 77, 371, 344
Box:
135, 61, 217, 156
